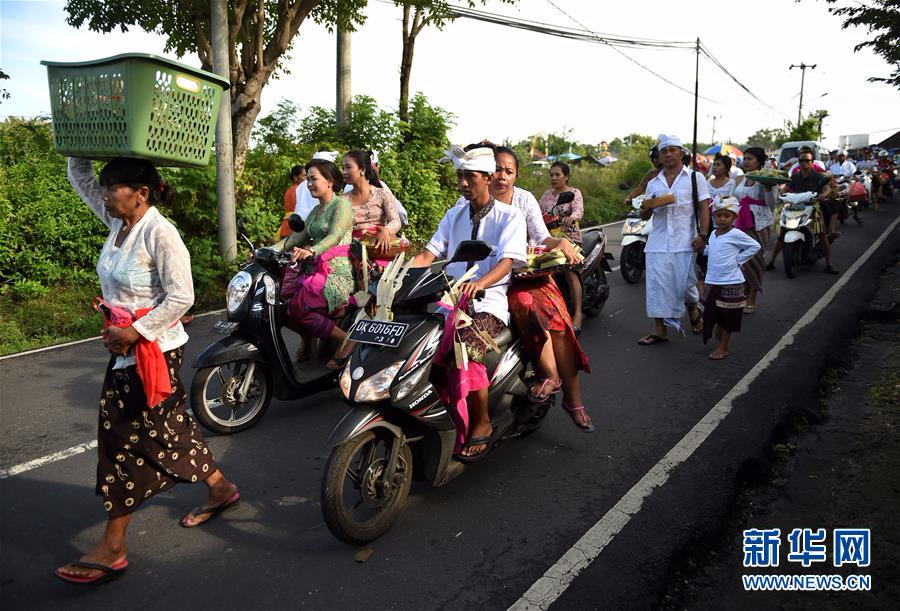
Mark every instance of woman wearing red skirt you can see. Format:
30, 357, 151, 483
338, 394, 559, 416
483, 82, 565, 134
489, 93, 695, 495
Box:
492, 146, 594, 431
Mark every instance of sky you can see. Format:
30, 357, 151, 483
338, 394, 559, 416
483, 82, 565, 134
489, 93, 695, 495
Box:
2, 0, 899, 150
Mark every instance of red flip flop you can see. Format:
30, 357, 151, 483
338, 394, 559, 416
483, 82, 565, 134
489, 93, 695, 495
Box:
54, 559, 128, 585
180, 491, 241, 528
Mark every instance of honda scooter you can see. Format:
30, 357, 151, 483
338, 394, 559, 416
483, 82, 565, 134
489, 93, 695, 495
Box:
320, 241, 553, 544
777, 192, 823, 279
189, 216, 354, 434
619, 195, 652, 283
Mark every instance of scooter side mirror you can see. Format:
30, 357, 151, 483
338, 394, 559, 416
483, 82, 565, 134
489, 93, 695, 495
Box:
631, 196, 646, 210
288, 214, 305, 234
556, 191, 575, 206
236, 218, 248, 235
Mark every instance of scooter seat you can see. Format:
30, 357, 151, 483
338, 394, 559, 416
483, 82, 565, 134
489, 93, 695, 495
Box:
581, 230, 601, 255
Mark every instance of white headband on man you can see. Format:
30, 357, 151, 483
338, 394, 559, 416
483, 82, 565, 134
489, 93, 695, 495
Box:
440, 145, 496, 173
312, 151, 339, 162
657, 134, 684, 151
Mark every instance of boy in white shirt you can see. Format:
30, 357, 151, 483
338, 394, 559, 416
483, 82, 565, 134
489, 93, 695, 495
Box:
701, 197, 760, 360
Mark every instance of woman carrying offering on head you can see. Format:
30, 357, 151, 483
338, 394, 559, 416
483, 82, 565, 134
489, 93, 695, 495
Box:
411, 146, 527, 461
283, 159, 355, 369
732, 147, 776, 313
56, 158, 240, 586
538, 161, 586, 332
492, 146, 594, 431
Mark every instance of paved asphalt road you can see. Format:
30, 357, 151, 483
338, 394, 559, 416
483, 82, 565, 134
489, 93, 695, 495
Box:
1, 206, 897, 610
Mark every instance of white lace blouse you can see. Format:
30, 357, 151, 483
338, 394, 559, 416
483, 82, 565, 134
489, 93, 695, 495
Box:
68, 158, 193, 369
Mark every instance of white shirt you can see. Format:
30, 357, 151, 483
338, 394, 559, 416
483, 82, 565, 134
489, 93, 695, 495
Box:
828, 160, 856, 176
703, 228, 760, 285
426, 200, 527, 325
454, 187, 549, 245
644, 166, 710, 254
68, 158, 193, 369
729, 166, 744, 180
343, 180, 409, 225
294, 180, 318, 221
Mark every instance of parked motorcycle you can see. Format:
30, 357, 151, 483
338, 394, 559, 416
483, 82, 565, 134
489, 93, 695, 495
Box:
189, 216, 353, 434
777, 192, 824, 279
543, 191, 614, 315
320, 240, 553, 543
619, 196, 652, 283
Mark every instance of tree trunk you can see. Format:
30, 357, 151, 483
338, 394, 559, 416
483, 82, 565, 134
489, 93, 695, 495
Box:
398, 6, 424, 126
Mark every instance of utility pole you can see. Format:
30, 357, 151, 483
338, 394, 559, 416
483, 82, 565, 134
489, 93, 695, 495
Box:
708, 114, 722, 144
789, 63, 816, 127
211, 0, 236, 262
336, 23, 352, 128
691, 38, 700, 169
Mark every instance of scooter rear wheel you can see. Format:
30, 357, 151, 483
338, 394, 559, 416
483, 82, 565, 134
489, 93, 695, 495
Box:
620, 243, 644, 284
322, 430, 412, 544
190, 360, 272, 435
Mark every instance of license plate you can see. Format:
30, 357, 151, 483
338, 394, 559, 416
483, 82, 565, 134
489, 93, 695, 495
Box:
348, 319, 409, 347
213, 320, 239, 334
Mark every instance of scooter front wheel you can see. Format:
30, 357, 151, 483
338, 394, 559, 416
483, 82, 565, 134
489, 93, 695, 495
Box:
321, 430, 412, 544
190, 360, 272, 434
620, 243, 644, 284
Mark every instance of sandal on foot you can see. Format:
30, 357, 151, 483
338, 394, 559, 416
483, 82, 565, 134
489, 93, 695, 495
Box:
55, 559, 128, 585
743, 304, 757, 314
180, 491, 241, 528
637, 334, 668, 346
708, 351, 729, 361
528, 378, 562, 403
765, 262, 776, 271
563, 402, 595, 432
456, 436, 494, 463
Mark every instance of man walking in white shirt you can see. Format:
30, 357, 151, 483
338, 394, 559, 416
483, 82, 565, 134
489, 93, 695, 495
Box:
637, 135, 711, 345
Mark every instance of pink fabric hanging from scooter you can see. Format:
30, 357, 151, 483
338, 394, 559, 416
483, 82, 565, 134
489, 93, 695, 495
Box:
430, 294, 490, 453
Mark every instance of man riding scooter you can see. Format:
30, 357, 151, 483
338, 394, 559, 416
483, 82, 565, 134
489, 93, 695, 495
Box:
766, 147, 838, 275
410, 145, 527, 461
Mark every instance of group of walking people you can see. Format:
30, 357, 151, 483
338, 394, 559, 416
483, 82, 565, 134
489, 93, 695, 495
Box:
54, 142, 595, 583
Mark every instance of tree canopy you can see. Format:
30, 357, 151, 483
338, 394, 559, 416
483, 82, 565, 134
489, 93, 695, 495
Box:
63, 0, 369, 173
823, 0, 900, 89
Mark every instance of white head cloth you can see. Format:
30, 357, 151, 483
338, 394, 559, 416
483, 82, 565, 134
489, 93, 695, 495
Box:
370, 150, 379, 165
713, 196, 740, 214
440, 145, 496, 173
657, 134, 684, 151
312, 151, 339, 162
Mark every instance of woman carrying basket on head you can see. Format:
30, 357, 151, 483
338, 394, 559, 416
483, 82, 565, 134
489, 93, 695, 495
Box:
55, 157, 240, 586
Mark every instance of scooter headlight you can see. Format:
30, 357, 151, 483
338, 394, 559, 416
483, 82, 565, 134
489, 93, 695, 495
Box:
355, 361, 403, 403
226, 271, 252, 313
394, 364, 429, 401
262, 274, 277, 305
785, 218, 801, 229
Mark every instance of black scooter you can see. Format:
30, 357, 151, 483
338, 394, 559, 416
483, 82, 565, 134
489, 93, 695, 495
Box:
543, 191, 614, 316
189, 216, 352, 434
320, 241, 553, 544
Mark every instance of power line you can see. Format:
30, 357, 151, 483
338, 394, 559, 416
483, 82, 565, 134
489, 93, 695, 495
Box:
699, 43, 793, 121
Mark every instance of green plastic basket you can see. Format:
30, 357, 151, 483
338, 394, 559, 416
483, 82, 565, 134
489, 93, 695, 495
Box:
41, 53, 230, 167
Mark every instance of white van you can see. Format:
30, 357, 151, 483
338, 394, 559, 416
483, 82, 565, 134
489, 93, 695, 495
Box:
775, 141, 829, 169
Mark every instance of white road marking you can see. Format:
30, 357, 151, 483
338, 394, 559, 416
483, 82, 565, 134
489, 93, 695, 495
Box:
0, 308, 226, 361
510, 213, 900, 610
0, 440, 97, 480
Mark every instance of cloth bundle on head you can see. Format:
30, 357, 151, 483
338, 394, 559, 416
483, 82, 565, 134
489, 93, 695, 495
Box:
312, 151, 339, 162
713, 196, 740, 214
657, 134, 684, 151
440, 144, 496, 173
